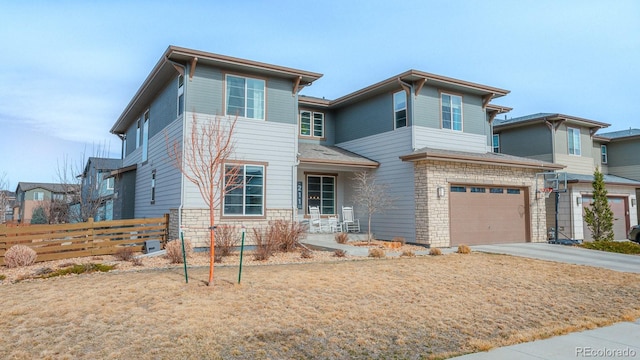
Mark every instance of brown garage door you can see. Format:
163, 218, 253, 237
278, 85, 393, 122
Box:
581, 196, 629, 241
450, 185, 529, 246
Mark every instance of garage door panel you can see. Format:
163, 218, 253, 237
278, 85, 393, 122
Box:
450, 186, 528, 246
581, 196, 629, 241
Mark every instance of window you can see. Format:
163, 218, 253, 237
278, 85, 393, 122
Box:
568, 127, 581, 156
450, 186, 466, 193
136, 120, 140, 149
601, 145, 607, 164
300, 111, 324, 137
507, 189, 521, 195
441, 93, 463, 131
53, 193, 64, 201
142, 110, 149, 162
177, 74, 184, 117
150, 170, 156, 204
106, 177, 114, 191
490, 188, 504, 194
122, 134, 127, 157
307, 175, 335, 215
34, 191, 44, 201
470, 187, 486, 193
394, 91, 407, 129
226, 75, 265, 120
224, 164, 264, 216
492, 134, 500, 153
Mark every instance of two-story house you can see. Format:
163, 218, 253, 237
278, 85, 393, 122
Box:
494, 114, 640, 241
110, 46, 560, 248
14, 182, 78, 224
0, 190, 16, 223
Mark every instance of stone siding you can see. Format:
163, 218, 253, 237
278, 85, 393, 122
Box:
413, 160, 547, 247
169, 208, 294, 248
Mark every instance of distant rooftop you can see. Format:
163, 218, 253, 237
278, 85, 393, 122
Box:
597, 128, 640, 139
566, 173, 640, 186
494, 113, 555, 126
494, 113, 609, 129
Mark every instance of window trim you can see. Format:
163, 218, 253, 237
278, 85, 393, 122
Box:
440, 91, 464, 131
33, 191, 44, 201
106, 176, 115, 191
222, 163, 266, 218
600, 144, 608, 164
135, 120, 140, 149
393, 90, 407, 129
299, 110, 325, 138
142, 110, 149, 162
305, 173, 337, 216
177, 74, 184, 117
567, 127, 581, 156
492, 134, 500, 153
224, 73, 266, 120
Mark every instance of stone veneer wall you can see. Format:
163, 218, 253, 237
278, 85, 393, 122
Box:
413, 160, 547, 247
169, 208, 294, 248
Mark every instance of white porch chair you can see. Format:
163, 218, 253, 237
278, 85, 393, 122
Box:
326, 215, 341, 233
308, 206, 322, 233
341, 206, 360, 233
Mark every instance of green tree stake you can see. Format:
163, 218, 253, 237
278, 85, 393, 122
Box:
180, 232, 188, 283
238, 226, 246, 284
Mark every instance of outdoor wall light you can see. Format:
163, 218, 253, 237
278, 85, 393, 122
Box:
632, 198, 637, 207
576, 197, 582, 206
437, 186, 445, 198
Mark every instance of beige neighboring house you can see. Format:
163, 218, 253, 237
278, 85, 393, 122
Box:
0, 190, 16, 223
14, 182, 78, 224
494, 114, 640, 241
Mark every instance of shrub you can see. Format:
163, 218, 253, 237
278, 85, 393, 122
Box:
165, 239, 192, 264
300, 249, 313, 259
253, 227, 278, 261
131, 257, 144, 266
0, 274, 7, 281
457, 244, 471, 254
114, 247, 135, 261
334, 249, 347, 258
4, 245, 37, 268
401, 250, 415, 257
335, 232, 349, 244
215, 225, 240, 257
393, 237, 406, 245
39, 263, 116, 279
580, 241, 640, 255
368, 248, 386, 258
429, 248, 443, 256
271, 220, 306, 252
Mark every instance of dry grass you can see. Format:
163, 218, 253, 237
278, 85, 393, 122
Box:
1, 254, 640, 359
429, 248, 443, 256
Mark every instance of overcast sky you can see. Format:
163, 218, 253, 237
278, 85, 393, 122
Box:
1, 0, 639, 190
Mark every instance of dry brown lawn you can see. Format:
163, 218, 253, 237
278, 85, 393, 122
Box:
2, 252, 640, 359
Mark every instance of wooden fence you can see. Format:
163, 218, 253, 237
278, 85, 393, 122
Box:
0, 215, 168, 266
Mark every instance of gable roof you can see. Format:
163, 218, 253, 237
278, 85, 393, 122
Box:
81, 157, 123, 177
111, 46, 323, 134
297, 143, 379, 168
494, 113, 610, 130
400, 147, 564, 171
596, 128, 640, 140
16, 182, 78, 194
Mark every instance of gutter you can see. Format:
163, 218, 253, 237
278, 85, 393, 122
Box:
168, 59, 187, 240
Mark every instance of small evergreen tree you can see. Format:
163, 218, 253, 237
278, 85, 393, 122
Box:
583, 168, 614, 241
30, 206, 48, 224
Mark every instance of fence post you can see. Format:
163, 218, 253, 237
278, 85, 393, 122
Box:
87, 217, 95, 254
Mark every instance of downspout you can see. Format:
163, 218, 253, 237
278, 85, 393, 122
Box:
397, 79, 415, 150
168, 58, 187, 239
292, 88, 300, 222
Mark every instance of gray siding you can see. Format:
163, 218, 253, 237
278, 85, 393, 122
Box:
413, 86, 486, 136
337, 127, 416, 242
267, 77, 297, 124
182, 115, 296, 210
414, 126, 488, 153
607, 139, 640, 168
334, 92, 396, 143
498, 123, 552, 158
134, 118, 183, 218
149, 77, 179, 139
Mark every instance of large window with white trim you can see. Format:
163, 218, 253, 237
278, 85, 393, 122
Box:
394, 91, 407, 129
142, 110, 149, 162
568, 127, 581, 156
177, 74, 184, 117
307, 175, 335, 215
492, 134, 500, 153
300, 111, 324, 137
226, 75, 265, 120
224, 164, 265, 216
601, 144, 607, 164
441, 93, 463, 131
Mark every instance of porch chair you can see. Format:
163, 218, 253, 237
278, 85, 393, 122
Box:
341, 206, 360, 233
326, 215, 341, 233
308, 206, 322, 233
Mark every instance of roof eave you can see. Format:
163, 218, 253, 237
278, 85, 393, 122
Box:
400, 152, 565, 171
298, 158, 379, 169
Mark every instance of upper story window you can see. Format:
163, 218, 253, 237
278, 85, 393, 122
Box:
136, 120, 140, 149
300, 111, 324, 138
393, 91, 407, 129
226, 75, 265, 120
150, 170, 156, 204
441, 93, 463, 131
177, 74, 184, 117
106, 176, 115, 191
601, 145, 608, 164
223, 164, 265, 216
52, 193, 64, 201
142, 110, 149, 162
122, 134, 127, 158
568, 127, 581, 156
492, 134, 500, 153
33, 191, 44, 201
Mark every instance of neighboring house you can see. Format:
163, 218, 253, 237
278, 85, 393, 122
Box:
494, 114, 640, 240
14, 182, 78, 224
0, 190, 16, 223
74, 157, 135, 221
596, 128, 640, 223
110, 46, 560, 248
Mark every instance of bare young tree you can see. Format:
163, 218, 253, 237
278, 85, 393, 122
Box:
167, 114, 240, 286
352, 170, 394, 243
0, 172, 9, 223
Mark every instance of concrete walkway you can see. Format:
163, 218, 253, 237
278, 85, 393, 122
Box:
301, 235, 640, 359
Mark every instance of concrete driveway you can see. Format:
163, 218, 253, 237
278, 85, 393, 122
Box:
471, 242, 640, 273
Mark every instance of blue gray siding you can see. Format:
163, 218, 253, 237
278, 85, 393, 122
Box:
413, 86, 486, 136
334, 92, 397, 143
497, 123, 553, 161
414, 126, 488, 153
337, 127, 416, 242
